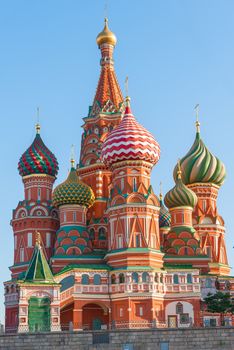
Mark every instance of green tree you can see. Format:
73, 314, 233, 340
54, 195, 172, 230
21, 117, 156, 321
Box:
204, 292, 234, 314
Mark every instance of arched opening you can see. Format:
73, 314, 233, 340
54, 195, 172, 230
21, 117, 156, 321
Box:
119, 273, 125, 284
82, 303, 109, 330
173, 274, 179, 284
132, 272, 139, 283
142, 272, 149, 283
93, 274, 101, 285
81, 274, 90, 285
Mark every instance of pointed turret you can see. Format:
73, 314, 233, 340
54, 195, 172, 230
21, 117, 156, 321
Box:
24, 232, 55, 283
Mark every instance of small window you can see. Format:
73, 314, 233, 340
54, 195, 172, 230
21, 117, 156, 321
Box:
142, 272, 149, 283
205, 278, 212, 288
99, 227, 106, 240
202, 200, 207, 212
187, 274, 192, 284
180, 313, 189, 324
173, 274, 179, 284
20, 248, 24, 262
73, 212, 77, 222
121, 178, 124, 191
46, 189, 50, 201
181, 214, 184, 224
155, 274, 159, 283
27, 232, 32, 247
160, 274, 163, 283
135, 234, 141, 248
89, 228, 95, 240
119, 273, 125, 284
111, 274, 116, 284
132, 272, 139, 283
133, 177, 137, 191
81, 274, 89, 285
139, 306, 143, 316
117, 235, 123, 249
64, 212, 67, 222
119, 307, 123, 317
176, 302, 183, 314
46, 232, 51, 248
38, 188, 41, 201
93, 274, 101, 285
206, 246, 212, 258
28, 189, 31, 200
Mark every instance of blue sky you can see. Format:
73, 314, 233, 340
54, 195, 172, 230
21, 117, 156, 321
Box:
1, 0, 234, 320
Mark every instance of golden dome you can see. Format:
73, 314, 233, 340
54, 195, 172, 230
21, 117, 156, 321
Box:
96, 18, 117, 47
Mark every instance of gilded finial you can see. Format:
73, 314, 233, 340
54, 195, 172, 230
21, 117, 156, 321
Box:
177, 159, 182, 179
96, 17, 117, 47
70, 144, 75, 168
35, 107, 40, 134
35, 231, 41, 246
195, 104, 200, 133
159, 181, 163, 200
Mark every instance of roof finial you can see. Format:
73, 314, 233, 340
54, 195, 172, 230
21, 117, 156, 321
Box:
177, 159, 182, 179
35, 107, 41, 134
159, 181, 163, 200
35, 231, 41, 246
125, 76, 131, 106
195, 104, 200, 133
70, 144, 75, 168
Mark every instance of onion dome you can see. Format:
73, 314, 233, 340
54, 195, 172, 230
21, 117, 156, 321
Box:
173, 119, 226, 187
165, 162, 198, 209
159, 193, 171, 228
96, 18, 117, 47
53, 160, 95, 208
101, 96, 160, 167
18, 124, 59, 177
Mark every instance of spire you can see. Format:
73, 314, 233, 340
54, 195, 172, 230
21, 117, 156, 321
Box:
177, 159, 182, 180
90, 19, 123, 116
159, 181, 163, 201
23, 231, 55, 283
195, 104, 200, 133
70, 144, 76, 169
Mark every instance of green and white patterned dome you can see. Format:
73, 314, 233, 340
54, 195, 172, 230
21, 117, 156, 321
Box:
165, 166, 198, 209
173, 124, 226, 187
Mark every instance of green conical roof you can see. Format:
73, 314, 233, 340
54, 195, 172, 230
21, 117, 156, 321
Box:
24, 235, 55, 283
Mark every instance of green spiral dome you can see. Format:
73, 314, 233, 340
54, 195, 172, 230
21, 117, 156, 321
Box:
173, 130, 226, 187
53, 167, 95, 208
165, 172, 198, 209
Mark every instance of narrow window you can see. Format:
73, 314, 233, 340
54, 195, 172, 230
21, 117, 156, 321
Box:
14, 236, 17, 250
93, 274, 101, 285
38, 188, 41, 201
135, 234, 141, 247
46, 189, 50, 201
118, 235, 123, 249
132, 272, 139, 283
119, 273, 125, 284
27, 232, 32, 247
121, 178, 124, 191
73, 212, 77, 222
173, 274, 179, 284
133, 177, 137, 191
81, 274, 89, 285
139, 306, 143, 316
120, 308, 123, 317
176, 302, 183, 314
64, 212, 67, 222
187, 274, 192, 284
20, 248, 24, 262
28, 189, 31, 200
46, 232, 51, 248
202, 200, 207, 212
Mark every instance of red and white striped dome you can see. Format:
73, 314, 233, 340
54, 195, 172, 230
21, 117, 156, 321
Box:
101, 97, 160, 167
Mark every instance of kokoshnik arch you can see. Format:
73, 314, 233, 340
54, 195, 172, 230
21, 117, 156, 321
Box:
4, 18, 234, 333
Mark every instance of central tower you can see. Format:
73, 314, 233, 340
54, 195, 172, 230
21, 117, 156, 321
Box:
77, 19, 124, 250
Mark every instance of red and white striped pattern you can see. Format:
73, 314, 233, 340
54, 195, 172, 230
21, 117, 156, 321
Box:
101, 100, 160, 167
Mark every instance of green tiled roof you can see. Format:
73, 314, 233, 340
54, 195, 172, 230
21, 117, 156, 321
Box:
24, 241, 55, 284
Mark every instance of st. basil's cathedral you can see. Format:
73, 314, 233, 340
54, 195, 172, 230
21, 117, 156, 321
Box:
4, 19, 234, 333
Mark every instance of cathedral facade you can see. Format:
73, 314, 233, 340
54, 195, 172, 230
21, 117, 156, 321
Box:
4, 19, 234, 333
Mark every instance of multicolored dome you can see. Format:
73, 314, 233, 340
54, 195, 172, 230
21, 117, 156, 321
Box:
18, 124, 59, 177
53, 163, 95, 208
159, 195, 171, 228
165, 165, 198, 209
96, 18, 117, 47
101, 97, 160, 167
173, 123, 226, 187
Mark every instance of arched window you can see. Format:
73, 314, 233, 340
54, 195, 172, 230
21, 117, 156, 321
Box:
98, 227, 106, 240
173, 274, 179, 284
119, 273, 125, 284
135, 234, 141, 247
81, 274, 90, 285
111, 274, 116, 284
160, 274, 163, 283
155, 273, 159, 283
142, 272, 149, 283
132, 272, 139, 283
93, 274, 101, 285
176, 302, 183, 314
187, 274, 192, 284
89, 228, 95, 240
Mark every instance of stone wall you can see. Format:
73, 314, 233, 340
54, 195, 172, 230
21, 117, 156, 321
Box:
0, 327, 234, 350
